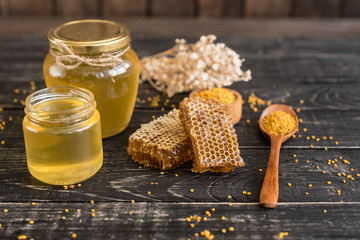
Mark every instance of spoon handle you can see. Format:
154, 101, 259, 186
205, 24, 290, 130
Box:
259, 137, 282, 208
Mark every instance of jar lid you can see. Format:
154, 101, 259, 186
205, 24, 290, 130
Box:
48, 19, 130, 55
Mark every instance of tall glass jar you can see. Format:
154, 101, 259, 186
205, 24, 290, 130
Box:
23, 86, 103, 185
43, 19, 140, 138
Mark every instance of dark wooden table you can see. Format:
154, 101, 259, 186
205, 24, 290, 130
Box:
1, 21, 360, 239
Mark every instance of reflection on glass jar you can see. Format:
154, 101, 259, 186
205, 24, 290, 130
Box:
23, 86, 103, 185
43, 19, 140, 138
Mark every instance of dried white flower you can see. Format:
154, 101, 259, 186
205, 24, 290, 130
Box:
140, 35, 251, 97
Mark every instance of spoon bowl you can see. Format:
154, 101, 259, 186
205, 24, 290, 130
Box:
258, 104, 299, 208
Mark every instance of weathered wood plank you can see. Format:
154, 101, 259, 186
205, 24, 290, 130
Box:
151, 0, 195, 17
1, 37, 360, 85
0, 146, 359, 202
198, 0, 243, 18
102, 0, 146, 17
55, 0, 98, 17
244, 0, 291, 17
0, 202, 360, 239
295, 0, 341, 17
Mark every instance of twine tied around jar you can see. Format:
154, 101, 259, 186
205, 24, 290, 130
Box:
50, 39, 130, 70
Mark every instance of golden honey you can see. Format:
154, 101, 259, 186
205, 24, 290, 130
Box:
43, 20, 140, 138
23, 87, 103, 185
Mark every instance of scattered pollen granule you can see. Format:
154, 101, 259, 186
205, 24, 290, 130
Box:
259, 169, 263, 172
17, 235, 27, 240
221, 229, 227, 234
227, 195, 232, 199
305, 192, 309, 195
148, 191, 151, 195
29, 220, 34, 224
31, 202, 36, 206
308, 184, 313, 188
71, 233, 77, 238
190, 189, 194, 192
248, 93, 266, 111
323, 210, 327, 213
327, 181, 332, 185
128, 211, 132, 215
247, 192, 252, 195
64, 209, 69, 213
205, 211, 211, 217
190, 223, 195, 228
278, 232, 289, 239
221, 216, 226, 220
131, 200, 135, 203
287, 183, 292, 187
90, 200, 94, 204
91, 213, 96, 217
211, 208, 215, 212
228, 227, 235, 232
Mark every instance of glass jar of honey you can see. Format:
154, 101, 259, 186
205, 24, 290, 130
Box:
43, 19, 140, 138
23, 86, 103, 185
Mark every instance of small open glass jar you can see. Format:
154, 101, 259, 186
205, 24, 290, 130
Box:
23, 86, 103, 185
43, 19, 140, 138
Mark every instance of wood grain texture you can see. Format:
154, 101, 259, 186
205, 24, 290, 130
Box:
151, 0, 195, 17
103, 0, 146, 17
244, 0, 291, 17
295, 0, 341, 17
0, 36, 360, 239
0, 202, 360, 239
6, 0, 52, 17
198, 0, 243, 18
343, 0, 360, 17
55, 0, 98, 17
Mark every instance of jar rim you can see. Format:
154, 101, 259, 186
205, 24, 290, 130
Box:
25, 86, 96, 124
48, 19, 131, 55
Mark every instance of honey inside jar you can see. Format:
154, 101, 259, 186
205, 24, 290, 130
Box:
43, 20, 140, 138
23, 87, 103, 185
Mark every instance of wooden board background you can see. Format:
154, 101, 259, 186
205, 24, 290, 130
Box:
1, 0, 360, 18
0, 36, 360, 238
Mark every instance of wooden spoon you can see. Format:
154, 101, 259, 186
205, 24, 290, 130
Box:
258, 104, 299, 208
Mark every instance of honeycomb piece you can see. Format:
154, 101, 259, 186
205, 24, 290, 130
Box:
128, 109, 193, 170
179, 97, 244, 173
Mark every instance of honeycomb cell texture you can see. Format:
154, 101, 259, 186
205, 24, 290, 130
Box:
179, 97, 244, 173
128, 109, 193, 170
